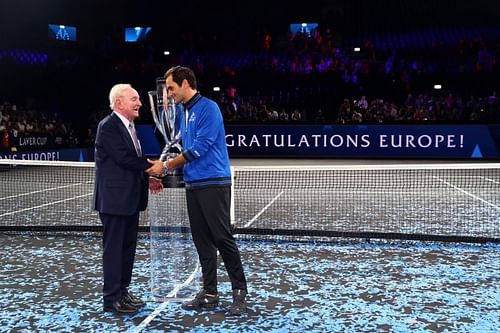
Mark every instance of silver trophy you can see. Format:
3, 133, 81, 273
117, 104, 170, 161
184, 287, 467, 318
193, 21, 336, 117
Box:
148, 79, 199, 302
148, 78, 182, 163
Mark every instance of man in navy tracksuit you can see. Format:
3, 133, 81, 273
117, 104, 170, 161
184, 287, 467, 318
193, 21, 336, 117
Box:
147, 66, 248, 315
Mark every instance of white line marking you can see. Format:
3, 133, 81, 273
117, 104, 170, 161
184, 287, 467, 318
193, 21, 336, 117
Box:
233, 163, 500, 171
484, 177, 500, 185
132, 264, 201, 333
0, 181, 92, 201
0, 193, 93, 218
244, 190, 284, 228
434, 176, 500, 210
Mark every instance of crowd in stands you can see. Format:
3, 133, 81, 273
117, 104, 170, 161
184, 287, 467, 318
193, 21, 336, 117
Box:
200, 23, 499, 124
0, 99, 78, 151
335, 91, 498, 124
217, 90, 499, 124
1, 19, 499, 150
152, 23, 499, 125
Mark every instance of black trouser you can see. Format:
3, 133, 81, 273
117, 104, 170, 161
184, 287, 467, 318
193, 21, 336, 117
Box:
100, 212, 139, 305
186, 186, 247, 294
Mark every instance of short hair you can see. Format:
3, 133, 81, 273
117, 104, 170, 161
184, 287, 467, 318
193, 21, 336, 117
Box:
109, 84, 132, 110
164, 66, 197, 90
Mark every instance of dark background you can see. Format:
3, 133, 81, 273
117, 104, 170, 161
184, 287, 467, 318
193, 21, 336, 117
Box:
1, 1, 499, 149
3, 0, 499, 46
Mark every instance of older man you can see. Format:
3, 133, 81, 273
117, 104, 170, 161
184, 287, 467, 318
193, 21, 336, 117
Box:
94, 83, 162, 314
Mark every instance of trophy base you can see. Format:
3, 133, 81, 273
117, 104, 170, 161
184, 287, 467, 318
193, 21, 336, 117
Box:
162, 174, 185, 188
149, 180, 201, 304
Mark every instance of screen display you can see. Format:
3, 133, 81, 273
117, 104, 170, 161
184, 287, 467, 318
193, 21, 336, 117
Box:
290, 23, 318, 37
48, 24, 77, 41
125, 27, 152, 42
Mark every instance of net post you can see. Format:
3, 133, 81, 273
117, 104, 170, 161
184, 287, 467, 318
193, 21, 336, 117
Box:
230, 165, 235, 226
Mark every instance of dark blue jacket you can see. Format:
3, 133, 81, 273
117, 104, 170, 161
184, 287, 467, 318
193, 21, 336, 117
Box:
93, 113, 150, 215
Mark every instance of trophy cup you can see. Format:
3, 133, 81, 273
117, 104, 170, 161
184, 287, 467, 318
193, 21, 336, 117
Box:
147, 77, 200, 302
148, 77, 182, 166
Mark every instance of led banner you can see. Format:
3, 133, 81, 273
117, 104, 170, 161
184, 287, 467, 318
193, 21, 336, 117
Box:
2, 134, 69, 151
2, 125, 497, 161
0, 148, 94, 161
224, 124, 500, 159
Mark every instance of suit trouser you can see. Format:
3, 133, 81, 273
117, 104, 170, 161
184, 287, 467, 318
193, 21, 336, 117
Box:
100, 212, 139, 305
186, 186, 247, 294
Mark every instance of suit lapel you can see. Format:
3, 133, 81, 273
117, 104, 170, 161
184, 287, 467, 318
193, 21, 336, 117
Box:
110, 113, 137, 155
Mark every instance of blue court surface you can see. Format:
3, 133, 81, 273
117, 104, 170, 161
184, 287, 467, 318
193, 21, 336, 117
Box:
0, 234, 498, 332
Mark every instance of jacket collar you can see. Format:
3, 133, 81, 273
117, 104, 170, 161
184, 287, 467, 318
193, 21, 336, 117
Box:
184, 92, 202, 110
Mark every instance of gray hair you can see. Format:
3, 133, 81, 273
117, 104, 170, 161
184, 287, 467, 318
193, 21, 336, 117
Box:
109, 84, 132, 110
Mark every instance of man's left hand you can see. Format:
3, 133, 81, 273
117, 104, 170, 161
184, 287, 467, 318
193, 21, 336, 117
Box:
148, 176, 163, 194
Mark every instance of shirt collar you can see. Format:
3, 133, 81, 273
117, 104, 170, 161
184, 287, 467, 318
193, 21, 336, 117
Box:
113, 111, 133, 128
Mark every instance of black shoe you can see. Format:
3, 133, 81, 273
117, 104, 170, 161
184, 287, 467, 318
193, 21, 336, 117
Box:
181, 289, 219, 310
123, 290, 146, 308
103, 299, 138, 314
227, 289, 247, 316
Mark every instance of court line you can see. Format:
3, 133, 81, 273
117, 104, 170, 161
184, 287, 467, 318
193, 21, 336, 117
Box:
434, 177, 500, 210
484, 177, 500, 185
244, 190, 284, 228
238, 189, 481, 194
0, 181, 92, 201
132, 263, 201, 333
0, 193, 93, 218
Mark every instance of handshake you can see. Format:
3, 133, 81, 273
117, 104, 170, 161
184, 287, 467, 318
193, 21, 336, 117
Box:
146, 158, 170, 177
145, 154, 186, 194
145, 158, 169, 194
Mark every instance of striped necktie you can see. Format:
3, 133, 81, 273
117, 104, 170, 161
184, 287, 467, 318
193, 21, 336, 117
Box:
128, 123, 142, 157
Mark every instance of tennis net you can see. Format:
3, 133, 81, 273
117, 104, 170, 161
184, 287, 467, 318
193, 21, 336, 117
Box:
0, 159, 499, 243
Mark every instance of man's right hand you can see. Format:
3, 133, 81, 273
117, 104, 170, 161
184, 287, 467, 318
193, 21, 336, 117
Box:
146, 159, 164, 177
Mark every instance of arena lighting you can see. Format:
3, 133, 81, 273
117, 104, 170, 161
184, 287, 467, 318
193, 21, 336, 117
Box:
213, 87, 221, 92
354, 47, 361, 52
434, 84, 442, 90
